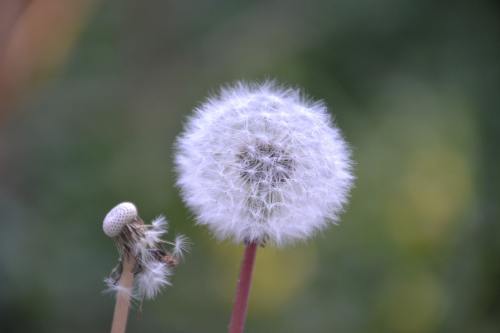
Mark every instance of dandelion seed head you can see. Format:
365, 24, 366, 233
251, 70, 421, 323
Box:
175, 81, 355, 246
103, 202, 138, 238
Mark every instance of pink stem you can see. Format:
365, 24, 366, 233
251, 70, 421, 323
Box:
228, 242, 258, 333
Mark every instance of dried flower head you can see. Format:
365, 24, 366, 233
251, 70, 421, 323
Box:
175, 81, 354, 246
103, 202, 189, 300
103, 202, 138, 237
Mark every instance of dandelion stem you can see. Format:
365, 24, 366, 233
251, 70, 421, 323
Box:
110, 255, 135, 333
228, 242, 258, 333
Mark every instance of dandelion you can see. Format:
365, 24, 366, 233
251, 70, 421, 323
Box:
102, 202, 189, 333
175, 81, 354, 333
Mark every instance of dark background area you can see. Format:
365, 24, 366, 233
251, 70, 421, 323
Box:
1, 0, 499, 332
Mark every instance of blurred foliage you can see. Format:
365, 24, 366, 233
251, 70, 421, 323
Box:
1, 0, 500, 332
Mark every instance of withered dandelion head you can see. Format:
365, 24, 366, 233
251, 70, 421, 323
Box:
102, 202, 189, 300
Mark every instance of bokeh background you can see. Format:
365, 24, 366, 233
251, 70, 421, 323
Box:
1, 0, 499, 332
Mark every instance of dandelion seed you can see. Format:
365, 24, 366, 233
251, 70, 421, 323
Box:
172, 234, 190, 259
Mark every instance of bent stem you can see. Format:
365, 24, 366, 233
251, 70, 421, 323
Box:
110, 255, 136, 333
228, 242, 258, 333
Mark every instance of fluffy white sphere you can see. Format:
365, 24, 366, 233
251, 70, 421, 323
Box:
175, 81, 354, 246
103, 202, 138, 237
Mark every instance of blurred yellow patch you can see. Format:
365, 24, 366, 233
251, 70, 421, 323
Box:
366, 93, 479, 249
376, 272, 444, 333
388, 142, 474, 247
211, 241, 317, 314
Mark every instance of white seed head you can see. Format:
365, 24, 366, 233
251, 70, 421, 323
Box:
175, 81, 355, 246
102, 202, 138, 237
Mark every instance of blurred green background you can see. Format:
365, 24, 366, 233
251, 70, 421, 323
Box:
1, 0, 500, 332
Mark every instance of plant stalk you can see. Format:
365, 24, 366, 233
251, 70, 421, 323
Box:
110, 255, 135, 333
228, 242, 258, 333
